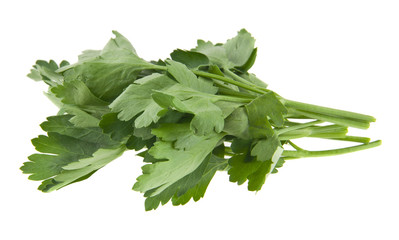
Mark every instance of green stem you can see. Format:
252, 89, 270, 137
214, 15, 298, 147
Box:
281, 157, 301, 160
215, 95, 252, 103
279, 124, 348, 140
282, 140, 381, 158
322, 136, 371, 144
283, 99, 376, 123
150, 64, 168, 71
224, 68, 254, 84
276, 120, 323, 135
288, 109, 370, 129
192, 70, 267, 95
279, 131, 348, 141
225, 151, 234, 157
224, 69, 266, 92
287, 140, 305, 151
216, 84, 256, 99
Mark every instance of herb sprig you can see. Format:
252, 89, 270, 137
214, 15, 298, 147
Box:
21, 29, 380, 210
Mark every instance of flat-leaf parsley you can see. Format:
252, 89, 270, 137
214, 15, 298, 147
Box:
21, 30, 381, 210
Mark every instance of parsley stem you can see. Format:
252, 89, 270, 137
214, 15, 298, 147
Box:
192, 70, 267, 95
283, 99, 376, 123
282, 140, 381, 158
279, 131, 347, 141
215, 84, 256, 99
276, 120, 323, 135
223, 68, 254, 84
278, 124, 348, 140
326, 136, 371, 144
223, 68, 266, 91
288, 109, 371, 129
216, 95, 252, 103
287, 140, 305, 151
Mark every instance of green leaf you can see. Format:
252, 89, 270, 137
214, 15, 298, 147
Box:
245, 92, 287, 138
99, 113, 153, 151
208, 64, 226, 77
171, 155, 228, 206
271, 158, 286, 174
143, 154, 228, 210
228, 138, 283, 191
103, 30, 137, 54
22, 154, 74, 181
138, 150, 166, 163
22, 132, 97, 182
57, 32, 160, 102
60, 105, 101, 128
78, 50, 101, 61
186, 97, 225, 135
230, 138, 252, 154
149, 82, 230, 136
223, 107, 250, 139
133, 123, 224, 198
133, 126, 154, 140
50, 80, 110, 119
21, 115, 122, 191
248, 135, 284, 190
251, 134, 281, 162
214, 100, 245, 118
228, 152, 259, 186
238, 48, 257, 72
192, 40, 232, 68
27, 60, 68, 86
110, 73, 176, 127
39, 147, 125, 192
166, 60, 217, 94
61, 51, 156, 102
228, 153, 271, 191
51, 80, 110, 106
99, 113, 135, 142
223, 29, 256, 67
247, 146, 283, 191
152, 90, 225, 135
192, 29, 256, 69
126, 135, 153, 151
40, 115, 119, 148
170, 49, 209, 69
143, 154, 211, 211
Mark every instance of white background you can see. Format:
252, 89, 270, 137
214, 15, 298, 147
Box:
1, 0, 398, 239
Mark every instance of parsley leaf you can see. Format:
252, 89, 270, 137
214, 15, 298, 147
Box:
245, 92, 287, 138
193, 40, 231, 68
223, 29, 256, 67
110, 73, 176, 127
152, 91, 225, 135
228, 136, 284, 191
21, 115, 123, 191
133, 123, 224, 205
166, 59, 217, 94
51, 80, 110, 119
27, 59, 69, 86
57, 31, 161, 101
39, 147, 125, 192
193, 29, 256, 70
228, 140, 283, 191
171, 154, 228, 206
170, 49, 209, 69
251, 134, 281, 162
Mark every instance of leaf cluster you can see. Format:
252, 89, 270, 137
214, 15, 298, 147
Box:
22, 29, 380, 210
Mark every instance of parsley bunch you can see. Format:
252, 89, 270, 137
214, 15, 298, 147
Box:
21, 29, 380, 210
